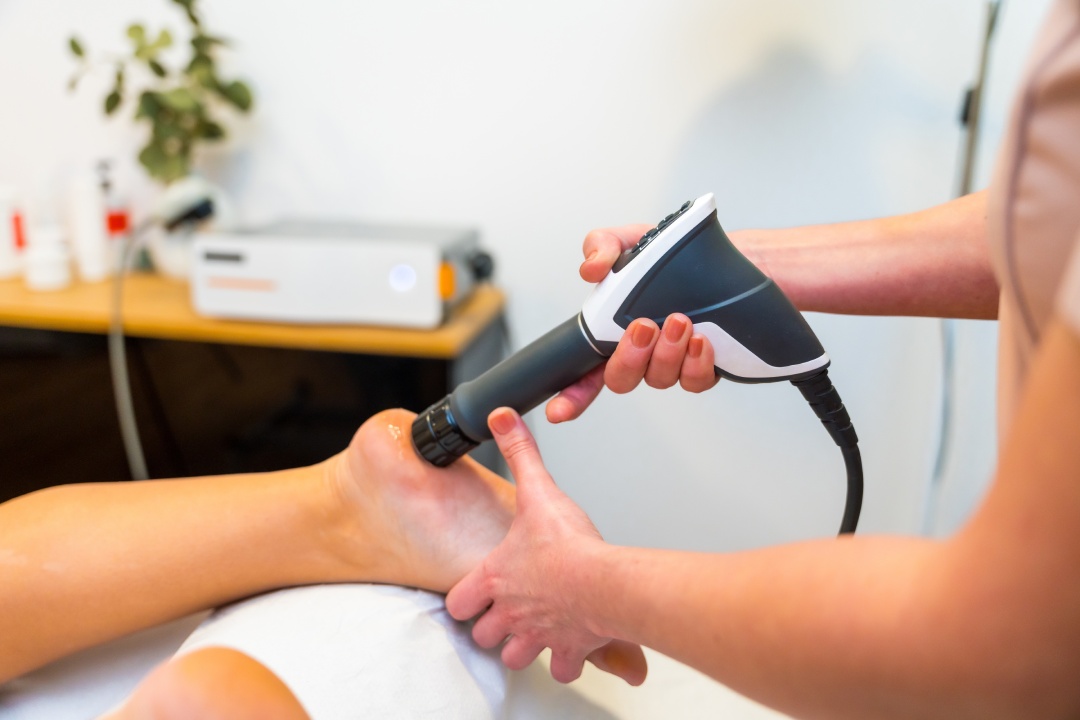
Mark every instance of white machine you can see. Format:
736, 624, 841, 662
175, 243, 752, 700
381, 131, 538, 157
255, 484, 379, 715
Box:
191, 221, 487, 329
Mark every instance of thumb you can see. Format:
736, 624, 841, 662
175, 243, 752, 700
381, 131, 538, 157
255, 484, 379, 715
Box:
586, 640, 648, 686
545, 364, 606, 424
488, 408, 554, 497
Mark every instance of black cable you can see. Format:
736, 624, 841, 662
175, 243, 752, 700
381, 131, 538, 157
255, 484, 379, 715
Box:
791, 369, 863, 535
839, 444, 864, 535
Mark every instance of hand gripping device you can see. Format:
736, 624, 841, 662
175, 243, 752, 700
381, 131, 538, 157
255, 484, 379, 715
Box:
411, 193, 862, 534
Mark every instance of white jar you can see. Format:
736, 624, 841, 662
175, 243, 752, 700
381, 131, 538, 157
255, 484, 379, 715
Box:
24, 224, 72, 291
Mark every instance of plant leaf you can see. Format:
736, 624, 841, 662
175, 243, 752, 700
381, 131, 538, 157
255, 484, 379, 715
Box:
151, 114, 187, 140
138, 141, 189, 183
138, 141, 169, 180
185, 52, 214, 86
105, 91, 122, 115
160, 154, 190, 183
152, 29, 173, 52
126, 24, 146, 44
148, 59, 167, 78
197, 119, 225, 140
69, 37, 84, 58
161, 87, 199, 111
220, 80, 252, 111
191, 34, 228, 54
136, 91, 163, 119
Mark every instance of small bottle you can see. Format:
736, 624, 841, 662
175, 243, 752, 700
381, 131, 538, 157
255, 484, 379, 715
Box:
68, 167, 109, 282
99, 160, 131, 272
25, 185, 72, 292
0, 186, 22, 279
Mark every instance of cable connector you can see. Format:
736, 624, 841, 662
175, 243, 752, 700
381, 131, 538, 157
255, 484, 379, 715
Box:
792, 369, 863, 534
792, 370, 858, 449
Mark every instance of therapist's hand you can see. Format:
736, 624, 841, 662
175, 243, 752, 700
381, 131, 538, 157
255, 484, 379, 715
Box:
545, 225, 720, 424
446, 408, 647, 686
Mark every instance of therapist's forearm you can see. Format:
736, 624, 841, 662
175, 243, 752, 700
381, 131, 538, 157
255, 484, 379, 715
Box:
579, 538, 956, 720
0, 464, 354, 683
734, 190, 997, 319
578, 535, 1058, 720
572, 322, 1080, 720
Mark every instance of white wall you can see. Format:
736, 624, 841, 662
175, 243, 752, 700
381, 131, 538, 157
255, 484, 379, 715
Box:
0, 0, 1051, 550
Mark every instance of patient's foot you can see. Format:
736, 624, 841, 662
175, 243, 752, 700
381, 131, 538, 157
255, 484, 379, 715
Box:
323, 408, 646, 685
104, 647, 308, 720
326, 408, 517, 593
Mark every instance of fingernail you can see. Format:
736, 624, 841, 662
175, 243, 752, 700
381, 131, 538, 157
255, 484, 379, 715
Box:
631, 322, 656, 348
663, 316, 686, 342
489, 408, 515, 435
688, 336, 703, 359
586, 250, 598, 263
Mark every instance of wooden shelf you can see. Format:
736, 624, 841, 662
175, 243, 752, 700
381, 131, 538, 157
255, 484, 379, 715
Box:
0, 275, 505, 359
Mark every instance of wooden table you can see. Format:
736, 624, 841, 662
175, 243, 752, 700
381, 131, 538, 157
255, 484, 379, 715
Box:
0, 275, 507, 492
0, 275, 506, 359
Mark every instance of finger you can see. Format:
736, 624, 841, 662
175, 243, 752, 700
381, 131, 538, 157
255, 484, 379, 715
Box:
445, 566, 493, 622
545, 364, 606, 423
643, 314, 692, 390
586, 640, 648, 686
501, 636, 545, 671
603, 319, 659, 394
580, 225, 652, 283
679, 333, 721, 393
488, 408, 554, 496
549, 649, 588, 684
470, 607, 512, 649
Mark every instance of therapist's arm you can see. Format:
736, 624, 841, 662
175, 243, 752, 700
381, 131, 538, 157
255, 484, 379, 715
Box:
547, 191, 997, 422
732, 189, 996, 318
451, 318, 1080, 719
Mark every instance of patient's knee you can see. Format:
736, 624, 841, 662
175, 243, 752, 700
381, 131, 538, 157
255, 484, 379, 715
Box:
107, 646, 308, 720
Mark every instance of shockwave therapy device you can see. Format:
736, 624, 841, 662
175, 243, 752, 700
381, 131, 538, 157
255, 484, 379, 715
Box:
411, 193, 862, 534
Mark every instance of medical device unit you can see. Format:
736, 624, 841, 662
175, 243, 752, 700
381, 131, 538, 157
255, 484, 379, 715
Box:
192, 222, 488, 329
411, 193, 862, 534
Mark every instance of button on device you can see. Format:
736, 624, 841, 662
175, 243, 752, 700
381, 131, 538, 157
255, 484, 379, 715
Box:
611, 199, 695, 273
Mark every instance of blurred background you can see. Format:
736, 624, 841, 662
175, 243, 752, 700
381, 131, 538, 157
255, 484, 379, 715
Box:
0, 0, 1052, 552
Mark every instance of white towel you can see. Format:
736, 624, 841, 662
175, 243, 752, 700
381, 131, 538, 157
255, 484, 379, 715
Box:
174, 583, 507, 720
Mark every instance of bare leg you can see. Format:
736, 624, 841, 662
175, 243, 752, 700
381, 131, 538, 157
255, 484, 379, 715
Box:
103, 647, 308, 720
110, 409, 643, 715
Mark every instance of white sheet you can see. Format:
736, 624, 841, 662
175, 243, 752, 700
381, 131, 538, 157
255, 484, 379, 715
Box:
0, 583, 789, 720
174, 584, 507, 719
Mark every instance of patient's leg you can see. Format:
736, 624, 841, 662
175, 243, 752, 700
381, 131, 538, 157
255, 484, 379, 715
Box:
109, 409, 643, 716
104, 647, 308, 720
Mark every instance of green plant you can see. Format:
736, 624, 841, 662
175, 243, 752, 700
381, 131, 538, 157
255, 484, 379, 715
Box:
68, 0, 253, 183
